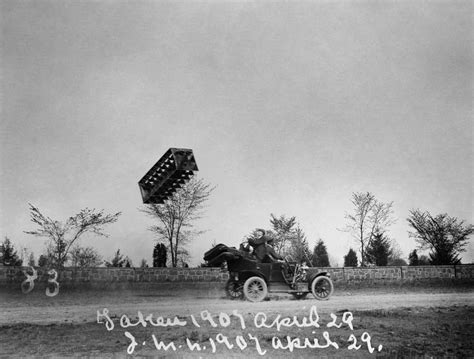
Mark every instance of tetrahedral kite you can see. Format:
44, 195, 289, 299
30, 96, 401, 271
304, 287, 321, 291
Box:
138, 148, 198, 204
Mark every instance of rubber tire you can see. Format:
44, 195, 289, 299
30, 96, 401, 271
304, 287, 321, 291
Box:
225, 279, 243, 300
243, 276, 268, 302
311, 276, 334, 300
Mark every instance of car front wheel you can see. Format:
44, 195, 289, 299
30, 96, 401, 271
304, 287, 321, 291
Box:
311, 276, 334, 300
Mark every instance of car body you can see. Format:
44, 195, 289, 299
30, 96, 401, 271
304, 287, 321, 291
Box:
204, 244, 334, 302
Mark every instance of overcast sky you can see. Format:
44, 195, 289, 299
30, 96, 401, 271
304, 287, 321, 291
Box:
1, 1, 472, 266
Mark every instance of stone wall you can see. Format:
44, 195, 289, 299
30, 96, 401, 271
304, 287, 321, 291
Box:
455, 264, 474, 280
309, 265, 474, 284
0, 264, 473, 290
0, 266, 229, 290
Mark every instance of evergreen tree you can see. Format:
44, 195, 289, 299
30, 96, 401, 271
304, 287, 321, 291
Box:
0, 237, 23, 266
159, 244, 167, 267
153, 243, 167, 267
153, 243, 159, 267
344, 248, 358, 267
312, 239, 330, 267
38, 254, 49, 267
408, 249, 419, 266
365, 232, 392, 266
288, 226, 312, 264
270, 214, 297, 256
104, 249, 126, 267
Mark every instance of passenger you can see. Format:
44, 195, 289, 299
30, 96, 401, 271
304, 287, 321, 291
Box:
248, 229, 283, 262
265, 239, 284, 263
239, 239, 253, 257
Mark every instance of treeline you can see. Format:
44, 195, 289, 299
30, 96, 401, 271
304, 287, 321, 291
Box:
229, 191, 473, 268
1, 183, 473, 269
339, 192, 473, 267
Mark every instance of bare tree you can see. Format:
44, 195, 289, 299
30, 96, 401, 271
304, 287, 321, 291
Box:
140, 177, 214, 267
70, 246, 103, 268
177, 247, 191, 268
387, 240, 404, 265
28, 252, 35, 267
407, 209, 473, 264
25, 204, 121, 268
341, 192, 395, 266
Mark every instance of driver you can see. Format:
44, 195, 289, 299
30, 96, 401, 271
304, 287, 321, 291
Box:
248, 229, 283, 263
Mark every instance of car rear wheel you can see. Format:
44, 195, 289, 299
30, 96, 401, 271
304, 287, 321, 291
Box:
311, 276, 334, 300
225, 279, 243, 299
243, 276, 268, 302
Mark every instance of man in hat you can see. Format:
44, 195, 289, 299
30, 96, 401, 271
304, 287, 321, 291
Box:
248, 228, 283, 263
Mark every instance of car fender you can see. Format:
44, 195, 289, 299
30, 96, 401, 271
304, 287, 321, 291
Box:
307, 271, 330, 288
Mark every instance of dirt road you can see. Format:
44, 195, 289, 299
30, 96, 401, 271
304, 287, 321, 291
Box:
1, 288, 473, 325
1, 287, 473, 358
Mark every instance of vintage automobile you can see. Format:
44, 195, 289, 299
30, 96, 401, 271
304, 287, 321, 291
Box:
204, 244, 334, 302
